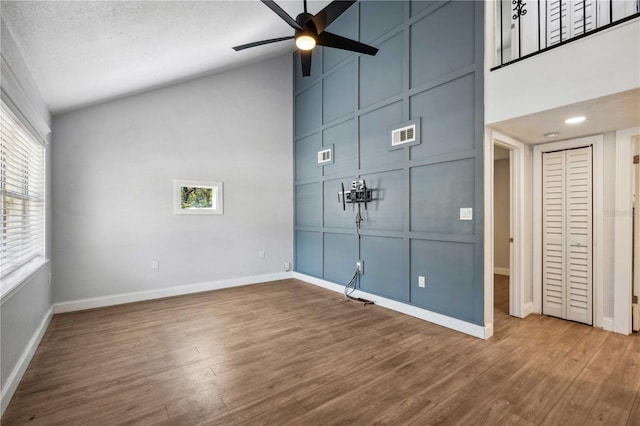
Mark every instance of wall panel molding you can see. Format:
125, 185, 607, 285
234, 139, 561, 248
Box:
294, 0, 485, 326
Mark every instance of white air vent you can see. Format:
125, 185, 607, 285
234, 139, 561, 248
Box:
391, 124, 416, 146
318, 148, 332, 164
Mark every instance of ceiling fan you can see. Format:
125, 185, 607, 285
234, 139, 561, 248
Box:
233, 0, 378, 77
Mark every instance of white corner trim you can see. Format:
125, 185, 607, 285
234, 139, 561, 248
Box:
483, 128, 495, 330
493, 267, 510, 276
53, 272, 293, 314
484, 322, 494, 339
1, 306, 53, 417
602, 316, 614, 332
293, 272, 491, 340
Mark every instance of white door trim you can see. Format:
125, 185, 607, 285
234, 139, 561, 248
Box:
485, 129, 528, 328
484, 128, 494, 334
533, 135, 604, 328
613, 127, 639, 335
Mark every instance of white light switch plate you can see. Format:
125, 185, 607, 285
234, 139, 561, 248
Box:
460, 208, 473, 221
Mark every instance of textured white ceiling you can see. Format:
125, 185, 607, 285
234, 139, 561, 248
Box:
490, 88, 640, 144
1, 0, 330, 114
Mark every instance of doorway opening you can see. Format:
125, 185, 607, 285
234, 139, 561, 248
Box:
493, 145, 511, 321
485, 130, 528, 339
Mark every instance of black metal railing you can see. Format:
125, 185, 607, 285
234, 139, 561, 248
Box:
492, 0, 640, 70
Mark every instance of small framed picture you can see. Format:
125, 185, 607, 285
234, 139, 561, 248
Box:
173, 179, 223, 215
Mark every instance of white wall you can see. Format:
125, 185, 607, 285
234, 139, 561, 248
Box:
494, 159, 510, 272
0, 18, 53, 415
52, 55, 293, 303
486, 16, 640, 124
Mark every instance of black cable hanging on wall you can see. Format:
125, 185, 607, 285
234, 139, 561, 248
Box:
338, 180, 374, 305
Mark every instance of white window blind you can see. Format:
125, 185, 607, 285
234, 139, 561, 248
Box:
1, 100, 45, 279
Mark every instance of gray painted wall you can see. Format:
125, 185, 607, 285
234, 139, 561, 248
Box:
52, 55, 293, 303
293, 1, 485, 324
0, 20, 53, 396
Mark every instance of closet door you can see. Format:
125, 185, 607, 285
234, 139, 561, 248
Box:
542, 151, 566, 319
566, 147, 592, 324
542, 146, 592, 325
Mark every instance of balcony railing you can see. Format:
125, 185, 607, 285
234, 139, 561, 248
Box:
492, 0, 640, 70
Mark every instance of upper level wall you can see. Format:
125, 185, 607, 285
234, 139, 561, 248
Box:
485, 12, 640, 124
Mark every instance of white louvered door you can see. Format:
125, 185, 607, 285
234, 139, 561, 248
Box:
542, 146, 592, 325
546, 0, 596, 47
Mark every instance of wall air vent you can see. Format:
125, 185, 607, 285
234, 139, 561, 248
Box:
388, 119, 420, 151
392, 125, 416, 146
317, 146, 334, 165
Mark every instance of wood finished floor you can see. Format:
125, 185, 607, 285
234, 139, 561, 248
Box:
3, 277, 639, 425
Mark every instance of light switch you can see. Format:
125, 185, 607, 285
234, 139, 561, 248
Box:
460, 208, 473, 221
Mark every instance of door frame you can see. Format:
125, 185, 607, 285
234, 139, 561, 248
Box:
614, 126, 640, 335
533, 135, 604, 328
484, 129, 528, 336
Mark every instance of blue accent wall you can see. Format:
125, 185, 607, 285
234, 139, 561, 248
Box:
293, 0, 484, 325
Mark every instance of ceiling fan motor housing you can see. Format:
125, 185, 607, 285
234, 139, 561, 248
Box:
295, 13, 316, 40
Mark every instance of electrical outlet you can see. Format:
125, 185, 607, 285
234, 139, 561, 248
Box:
356, 260, 364, 274
284, 261, 291, 271
418, 275, 425, 288
151, 260, 159, 270
258, 250, 265, 259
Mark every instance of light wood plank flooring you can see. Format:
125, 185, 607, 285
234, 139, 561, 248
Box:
3, 278, 639, 425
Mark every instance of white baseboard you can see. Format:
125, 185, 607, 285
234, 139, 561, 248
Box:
293, 272, 491, 339
602, 316, 614, 332
484, 322, 494, 339
1, 306, 53, 417
493, 267, 510, 276
523, 302, 535, 317
53, 272, 293, 314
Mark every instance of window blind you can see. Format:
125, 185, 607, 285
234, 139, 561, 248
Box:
1, 100, 45, 279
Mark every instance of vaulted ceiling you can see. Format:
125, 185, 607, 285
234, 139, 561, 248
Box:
1, 0, 330, 114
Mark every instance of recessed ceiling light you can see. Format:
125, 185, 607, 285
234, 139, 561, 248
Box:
545, 132, 560, 138
565, 116, 586, 124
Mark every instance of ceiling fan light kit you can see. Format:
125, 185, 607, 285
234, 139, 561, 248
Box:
295, 34, 316, 51
233, 0, 378, 77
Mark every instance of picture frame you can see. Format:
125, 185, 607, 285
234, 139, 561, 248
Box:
173, 179, 223, 215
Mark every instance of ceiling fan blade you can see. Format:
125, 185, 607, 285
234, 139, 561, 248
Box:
261, 0, 303, 30
316, 32, 378, 56
300, 50, 312, 77
233, 36, 295, 51
311, 1, 356, 34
